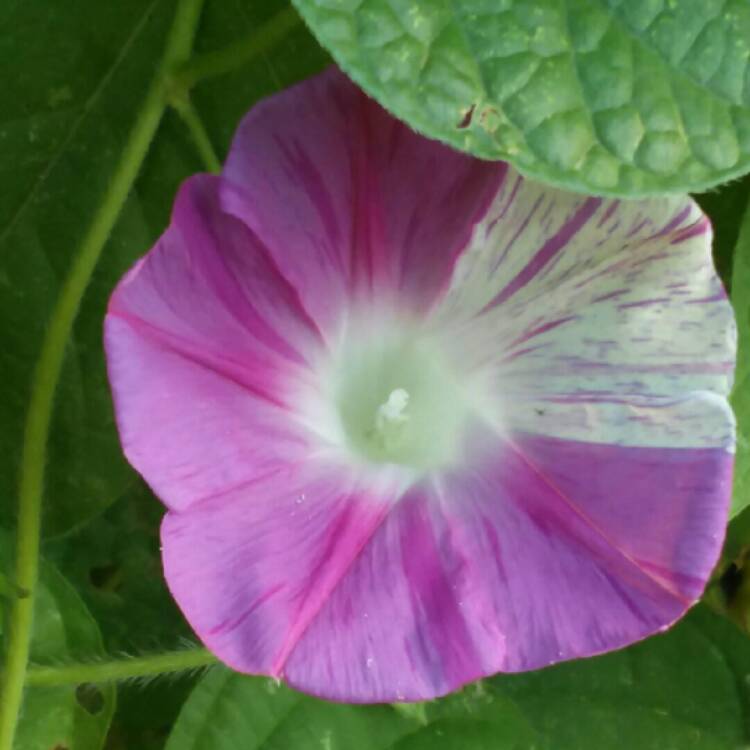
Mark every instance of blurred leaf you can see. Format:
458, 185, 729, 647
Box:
0, 532, 115, 750
165, 667, 424, 750
293, 0, 750, 196
695, 174, 750, 289
729, 193, 750, 518
0, 0, 175, 537
165, 606, 746, 750
47, 483, 189, 655
688, 605, 750, 737
42, 484, 209, 747
489, 606, 745, 750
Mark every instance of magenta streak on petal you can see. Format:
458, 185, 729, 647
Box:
634, 560, 702, 594
398, 499, 481, 689
650, 205, 693, 239
107, 310, 293, 410
625, 217, 651, 237
480, 198, 602, 312
597, 200, 620, 228
486, 174, 523, 236
505, 315, 578, 350
188, 220, 321, 366
207, 583, 287, 636
490, 195, 544, 274
617, 297, 671, 310
670, 218, 710, 244
526, 360, 734, 376
415, 163, 508, 313
244, 240, 326, 353
503, 437, 692, 605
532, 394, 682, 406
629, 252, 671, 268
271, 497, 392, 675
273, 135, 347, 279
591, 288, 631, 303
495, 344, 549, 366
188, 466, 290, 507
572, 250, 673, 291
347, 97, 389, 296
687, 292, 728, 304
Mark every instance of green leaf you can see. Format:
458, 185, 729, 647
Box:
729, 194, 750, 517
490, 607, 745, 750
0, 532, 115, 749
47, 482, 191, 654
166, 606, 747, 750
292, 0, 750, 196
164, 668, 422, 750
687, 606, 750, 738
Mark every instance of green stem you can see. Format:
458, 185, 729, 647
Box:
174, 5, 301, 89
26, 649, 218, 688
172, 95, 222, 173
0, 1, 206, 747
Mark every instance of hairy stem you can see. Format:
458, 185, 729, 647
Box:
26, 648, 218, 688
0, 1, 206, 747
174, 5, 301, 89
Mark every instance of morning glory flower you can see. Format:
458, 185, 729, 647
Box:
104, 69, 735, 703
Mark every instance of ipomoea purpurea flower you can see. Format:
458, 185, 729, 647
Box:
104, 69, 736, 703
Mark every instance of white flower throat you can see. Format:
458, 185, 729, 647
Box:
326, 320, 476, 471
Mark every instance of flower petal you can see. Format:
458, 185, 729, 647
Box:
160, 461, 398, 677
105, 175, 323, 511
221, 67, 503, 334
434, 176, 735, 449
281, 429, 731, 702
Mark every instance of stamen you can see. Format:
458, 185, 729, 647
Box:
371, 388, 410, 454
375, 388, 410, 431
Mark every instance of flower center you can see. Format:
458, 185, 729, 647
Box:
331, 323, 471, 471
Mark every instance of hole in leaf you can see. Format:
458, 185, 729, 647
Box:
89, 563, 122, 592
457, 105, 475, 129
720, 562, 743, 601
76, 683, 105, 715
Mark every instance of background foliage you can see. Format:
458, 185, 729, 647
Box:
2, 1, 750, 748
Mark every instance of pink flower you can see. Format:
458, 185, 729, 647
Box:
104, 69, 735, 703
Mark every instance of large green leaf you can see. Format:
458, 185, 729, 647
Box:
0, 533, 116, 749
731, 196, 750, 517
292, 0, 750, 196
165, 606, 748, 750
164, 668, 417, 750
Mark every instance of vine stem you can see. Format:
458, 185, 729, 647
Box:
0, 0, 206, 746
26, 649, 218, 688
174, 5, 301, 88
171, 95, 222, 173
